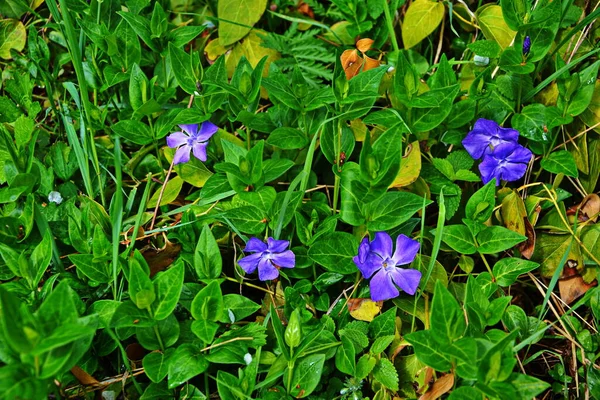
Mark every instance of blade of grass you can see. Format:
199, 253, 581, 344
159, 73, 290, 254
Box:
110, 136, 124, 300
274, 171, 306, 240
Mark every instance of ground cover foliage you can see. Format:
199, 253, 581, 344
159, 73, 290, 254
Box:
0, 0, 600, 398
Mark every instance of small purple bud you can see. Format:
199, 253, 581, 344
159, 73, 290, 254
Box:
523, 36, 531, 56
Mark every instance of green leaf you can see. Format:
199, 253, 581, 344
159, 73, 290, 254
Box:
168, 43, 200, 95
191, 281, 223, 322
500, 0, 529, 30
365, 191, 430, 231
129, 253, 156, 310
430, 281, 466, 343
402, 0, 445, 49
167, 344, 209, 389
289, 354, 325, 398
335, 336, 355, 375
30, 230, 52, 288
0, 19, 26, 60
446, 99, 476, 128
267, 127, 309, 149
118, 11, 159, 52
511, 104, 548, 142
499, 48, 535, 74
68, 254, 111, 283
405, 330, 453, 371
441, 225, 477, 254
476, 4, 517, 49
355, 354, 376, 380
477, 226, 527, 254
308, 232, 359, 274
224, 206, 267, 234
112, 120, 154, 145
194, 225, 222, 280
221, 294, 260, 323
505, 373, 551, 398
147, 176, 183, 208
153, 261, 184, 320
143, 349, 174, 383
191, 319, 219, 343
218, 0, 267, 46
372, 358, 399, 391
370, 335, 395, 354
0, 286, 37, 354
465, 178, 496, 222
566, 60, 600, 117
129, 63, 148, 111
369, 308, 396, 338
467, 40, 502, 58
541, 150, 579, 177
493, 257, 539, 287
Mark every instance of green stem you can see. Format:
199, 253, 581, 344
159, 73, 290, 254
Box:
382, 0, 399, 52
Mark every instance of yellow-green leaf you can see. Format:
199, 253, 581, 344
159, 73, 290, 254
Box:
165, 148, 213, 188
0, 19, 26, 60
402, 0, 445, 49
147, 176, 183, 208
476, 4, 517, 49
217, 0, 267, 46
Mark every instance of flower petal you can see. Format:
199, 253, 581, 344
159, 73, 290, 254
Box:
392, 234, 420, 266
173, 145, 191, 165
462, 131, 492, 159
357, 237, 371, 264
267, 238, 289, 253
178, 124, 198, 136
505, 144, 532, 164
271, 250, 295, 269
257, 258, 279, 281
245, 237, 267, 253
479, 155, 501, 185
353, 254, 382, 279
166, 131, 189, 148
197, 121, 219, 142
472, 118, 500, 134
238, 253, 262, 274
370, 232, 393, 259
496, 126, 520, 143
499, 162, 528, 182
192, 142, 209, 162
389, 267, 422, 295
369, 270, 399, 301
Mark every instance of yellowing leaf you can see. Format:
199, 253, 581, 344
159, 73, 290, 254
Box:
390, 141, 421, 188
0, 19, 26, 60
348, 298, 383, 322
147, 176, 183, 208
165, 148, 213, 188
580, 80, 600, 134
402, 0, 445, 49
476, 4, 517, 49
218, 0, 267, 46
324, 21, 355, 45
225, 31, 280, 78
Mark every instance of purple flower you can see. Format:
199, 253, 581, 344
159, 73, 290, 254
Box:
353, 232, 422, 301
238, 237, 295, 281
523, 36, 531, 56
462, 119, 520, 160
166, 121, 218, 164
479, 142, 532, 186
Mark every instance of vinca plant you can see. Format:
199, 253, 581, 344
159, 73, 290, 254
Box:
1, 0, 600, 399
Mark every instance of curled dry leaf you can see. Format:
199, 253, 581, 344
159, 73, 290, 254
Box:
419, 372, 455, 400
341, 49, 363, 79
517, 217, 536, 259
567, 193, 600, 222
142, 240, 182, 277
356, 38, 374, 53
70, 366, 100, 386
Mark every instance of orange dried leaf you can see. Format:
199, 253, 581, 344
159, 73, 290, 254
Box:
363, 56, 381, 71
419, 373, 455, 400
341, 49, 363, 79
356, 38, 374, 52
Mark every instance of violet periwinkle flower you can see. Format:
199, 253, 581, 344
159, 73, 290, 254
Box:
479, 142, 532, 185
523, 36, 531, 56
353, 232, 422, 301
166, 121, 218, 165
462, 118, 520, 159
238, 237, 295, 281
462, 118, 532, 186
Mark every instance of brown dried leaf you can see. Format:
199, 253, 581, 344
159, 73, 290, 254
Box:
126, 343, 146, 362
341, 49, 363, 80
70, 366, 100, 386
517, 217, 536, 259
419, 373, 455, 400
356, 38, 374, 52
559, 273, 597, 304
142, 241, 182, 277
363, 55, 381, 71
